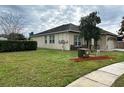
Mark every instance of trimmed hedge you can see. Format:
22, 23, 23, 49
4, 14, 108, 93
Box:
0, 40, 37, 52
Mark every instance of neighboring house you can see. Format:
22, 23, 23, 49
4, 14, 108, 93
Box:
0, 34, 8, 40
31, 23, 117, 50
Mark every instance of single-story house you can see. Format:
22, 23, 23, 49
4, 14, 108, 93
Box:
31, 23, 117, 50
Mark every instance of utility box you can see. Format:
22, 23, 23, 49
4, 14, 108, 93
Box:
78, 48, 90, 58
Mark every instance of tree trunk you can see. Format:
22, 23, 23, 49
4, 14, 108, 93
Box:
94, 40, 98, 50
86, 40, 92, 50
89, 40, 91, 50
86, 40, 89, 48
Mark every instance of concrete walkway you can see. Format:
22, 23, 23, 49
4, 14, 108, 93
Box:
113, 49, 124, 52
66, 62, 124, 87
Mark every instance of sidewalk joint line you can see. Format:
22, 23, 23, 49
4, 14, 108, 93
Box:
98, 70, 119, 77
83, 76, 110, 86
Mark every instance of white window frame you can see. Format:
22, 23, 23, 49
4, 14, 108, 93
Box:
44, 36, 47, 44
74, 35, 81, 46
49, 35, 55, 44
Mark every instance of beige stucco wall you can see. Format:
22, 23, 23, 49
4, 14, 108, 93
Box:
31, 32, 117, 50
68, 32, 84, 46
98, 35, 107, 50
31, 32, 85, 50
31, 32, 70, 50
98, 35, 117, 50
106, 35, 117, 50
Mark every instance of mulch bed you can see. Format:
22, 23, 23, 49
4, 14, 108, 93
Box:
70, 56, 113, 62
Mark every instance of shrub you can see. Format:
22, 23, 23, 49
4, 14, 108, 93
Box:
0, 40, 37, 52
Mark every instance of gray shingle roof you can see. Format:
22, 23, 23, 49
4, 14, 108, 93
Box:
32, 23, 79, 37
100, 29, 117, 36
32, 23, 117, 37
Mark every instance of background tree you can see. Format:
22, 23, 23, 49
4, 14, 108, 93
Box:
7, 33, 26, 40
118, 17, 124, 37
79, 11, 101, 50
0, 12, 26, 36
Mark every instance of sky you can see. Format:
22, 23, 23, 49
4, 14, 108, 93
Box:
0, 5, 123, 37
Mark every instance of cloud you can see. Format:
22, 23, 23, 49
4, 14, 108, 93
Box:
0, 5, 124, 37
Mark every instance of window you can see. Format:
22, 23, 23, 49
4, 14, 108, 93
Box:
44, 36, 47, 44
49, 35, 55, 44
74, 35, 81, 46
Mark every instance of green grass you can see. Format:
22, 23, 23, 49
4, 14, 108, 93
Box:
0, 48, 124, 87
112, 74, 124, 87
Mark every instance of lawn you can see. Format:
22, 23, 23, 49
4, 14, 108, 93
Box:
0, 48, 124, 87
112, 74, 124, 87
